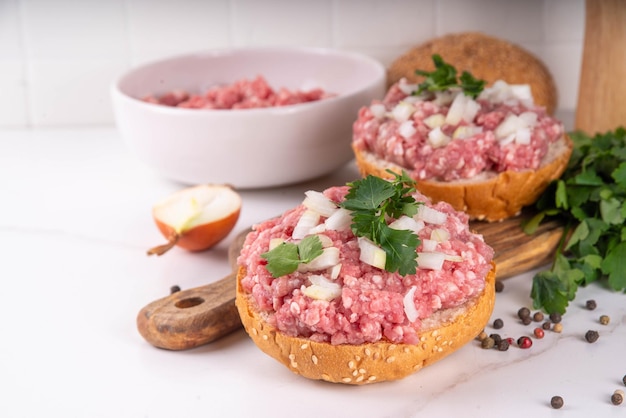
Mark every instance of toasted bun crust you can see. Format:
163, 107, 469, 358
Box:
353, 135, 572, 222
235, 263, 496, 385
387, 32, 558, 114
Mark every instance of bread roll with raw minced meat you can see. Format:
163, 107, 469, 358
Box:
352, 55, 572, 222
387, 32, 558, 115
235, 182, 496, 384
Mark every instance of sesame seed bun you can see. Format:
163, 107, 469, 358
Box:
352, 134, 573, 222
235, 262, 496, 385
387, 32, 558, 114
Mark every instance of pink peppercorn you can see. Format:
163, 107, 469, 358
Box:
534, 328, 545, 339
517, 336, 533, 349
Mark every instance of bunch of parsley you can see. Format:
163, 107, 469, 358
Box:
340, 171, 421, 276
525, 127, 626, 314
414, 54, 486, 99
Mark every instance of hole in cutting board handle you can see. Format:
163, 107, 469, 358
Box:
175, 297, 205, 309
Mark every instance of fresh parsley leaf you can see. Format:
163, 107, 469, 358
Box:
340, 171, 421, 275
528, 127, 626, 313
414, 54, 486, 98
261, 235, 323, 278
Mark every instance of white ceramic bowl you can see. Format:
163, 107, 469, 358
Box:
111, 47, 386, 188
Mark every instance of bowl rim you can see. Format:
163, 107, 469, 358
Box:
110, 46, 386, 116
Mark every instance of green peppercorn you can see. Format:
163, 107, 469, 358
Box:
518, 307, 531, 320
533, 311, 544, 322
493, 318, 504, 329
551, 395, 564, 409
600, 315, 610, 325
481, 337, 495, 349
585, 330, 599, 343
549, 311, 562, 323
477, 330, 488, 341
586, 299, 597, 310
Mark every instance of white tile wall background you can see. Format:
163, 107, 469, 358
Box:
0, 0, 585, 128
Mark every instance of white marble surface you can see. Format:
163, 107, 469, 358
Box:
1, 127, 625, 418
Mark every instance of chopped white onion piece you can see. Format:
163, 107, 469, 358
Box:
302, 283, 341, 301
417, 252, 446, 270
398, 120, 417, 139
430, 228, 450, 242
510, 84, 533, 104
515, 127, 531, 145
324, 207, 352, 231
499, 132, 516, 146
369, 103, 387, 119
358, 237, 386, 270
423, 114, 445, 129
388, 215, 425, 233
427, 126, 451, 148
518, 111, 538, 127
416, 205, 447, 225
298, 247, 340, 272
495, 114, 529, 139
453, 125, 483, 139
443, 254, 464, 262
403, 286, 419, 323
445, 93, 478, 125
308, 223, 327, 235
392, 101, 415, 122
292, 209, 320, 239
303, 190, 337, 217
398, 79, 418, 95
421, 238, 438, 252
330, 263, 342, 280
316, 234, 333, 248
433, 90, 456, 106
268, 237, 284, 250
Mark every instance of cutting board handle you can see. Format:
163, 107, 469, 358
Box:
575, 0, 626, 134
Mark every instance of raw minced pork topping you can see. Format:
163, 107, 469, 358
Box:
352, 79, 565, 181
237, 185, 494, 346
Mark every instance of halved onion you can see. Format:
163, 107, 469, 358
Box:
358, 237, 386, 270
403, 285, 419, 323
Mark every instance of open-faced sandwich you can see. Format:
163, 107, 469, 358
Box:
235, 173, 495, 384
352, 54, 572, 222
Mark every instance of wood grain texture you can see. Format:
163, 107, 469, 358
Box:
137, 215, 563, 350
575, 0, 626, 134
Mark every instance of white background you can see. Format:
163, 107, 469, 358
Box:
1, 0, 584, 128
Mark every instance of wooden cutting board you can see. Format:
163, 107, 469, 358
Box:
137, 211, 564, 351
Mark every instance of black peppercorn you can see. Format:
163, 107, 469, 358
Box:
549, 311, 562, 323
521, 317, 532, 326
495, 280, 504, 293
542, 321, 552, 330
490, 333, 502, 345
170, 285, 181, 294
550, 395, 564, 409
533, 311, 544, 322
493, 318, 504, 329
586, 299, 597, 310
518, 307, 531, 320
585, 330, 599, 343
623, 374, 626, 386
497, 339, 509, 351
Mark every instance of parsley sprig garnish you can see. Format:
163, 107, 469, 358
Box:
261, 235, 323, 278
340, 171, 421, 275
524, 127, 626, 314
414, 54, 486, 99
